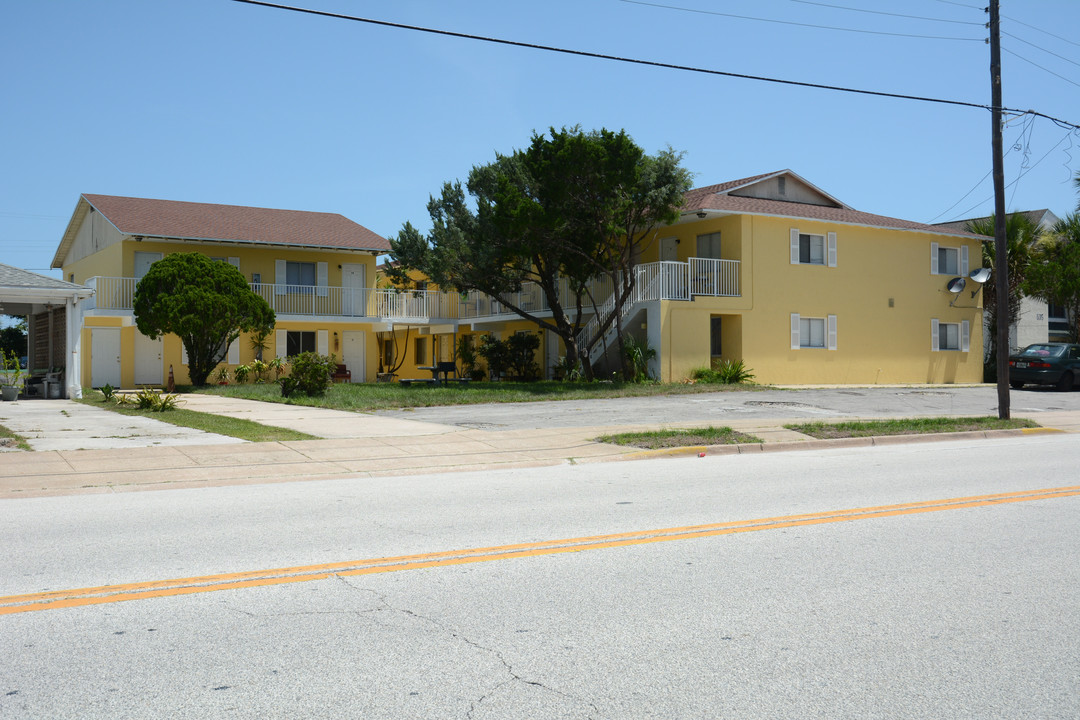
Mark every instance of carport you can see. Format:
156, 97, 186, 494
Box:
0, 263, 93, 398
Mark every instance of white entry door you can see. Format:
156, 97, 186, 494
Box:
342, 331, 365, 383
91, 328, 121, 388
134, 251, 163, 279
660, 237, 678, 262
134, 331, 163, 385
341, 263, 366, 316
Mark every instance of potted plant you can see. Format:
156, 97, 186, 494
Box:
214, 366, 231, 385
1, 350, 25, 401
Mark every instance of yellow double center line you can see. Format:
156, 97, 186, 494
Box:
3, 485, 1078, 616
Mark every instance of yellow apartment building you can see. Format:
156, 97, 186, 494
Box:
54, 171, 985, 388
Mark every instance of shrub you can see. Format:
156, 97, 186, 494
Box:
506, 332, 541, 381
100, 383, 116, 402
621, 334, 657, 383
131, 386, 182, 411
552, 356, 583, 382
250, 358, 269, 383
233, 364, 251, 384
281, 351, 336, 397
690, 360, 755, 385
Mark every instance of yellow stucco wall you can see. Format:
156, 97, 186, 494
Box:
658, 215, 984, 384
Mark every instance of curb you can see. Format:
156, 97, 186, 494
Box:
616, 427, 1063, 462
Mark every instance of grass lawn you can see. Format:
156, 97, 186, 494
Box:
0, 423, 31, 451
76, 392, 318, 443
785, 416, 1038, 439
595, 426, 762, 449
194, 379, 763, 412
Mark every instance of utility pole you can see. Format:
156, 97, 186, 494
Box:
989, 0, 1010, 419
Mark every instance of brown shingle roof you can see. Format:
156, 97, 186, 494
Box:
82, 194, 390, 251
684, 172, 981, 239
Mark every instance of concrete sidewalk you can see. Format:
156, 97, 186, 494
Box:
1, 393, 1076, 499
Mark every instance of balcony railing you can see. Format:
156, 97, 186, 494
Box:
84, 258, 739, 322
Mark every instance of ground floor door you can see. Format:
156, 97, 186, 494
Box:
91, 328, 121, 388
134, 331, 163, 385
342, 331, 366, 383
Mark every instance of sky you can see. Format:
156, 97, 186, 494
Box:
3, 0, 1080, 280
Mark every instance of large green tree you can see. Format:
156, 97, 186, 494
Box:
389, 126, 691, 379
965, 212, 1040, 374
1024, 213, 1080, 342
0, 317, 28, 358
133, 253, 275, 386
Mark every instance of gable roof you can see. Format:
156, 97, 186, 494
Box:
53, 194, 390, 268
684, 170, 982, 239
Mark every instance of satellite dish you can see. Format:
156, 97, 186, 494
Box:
947, 277, 966, 293
969, 267, 991, 283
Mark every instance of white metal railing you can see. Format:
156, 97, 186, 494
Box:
690, 257, 740, 297
85, 276, 136, 310
85, 259, 739, 324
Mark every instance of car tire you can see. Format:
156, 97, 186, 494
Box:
1056, 372, 1073, 392
1010, 381, 1024, 390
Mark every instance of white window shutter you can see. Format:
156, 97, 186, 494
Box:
827, 232, 837, 267
275, 259, 287, 295
930, 243, 939, 275
317, 329, 329, 356
181, 341, 188, 365
931, 319, 940, 351
317, 262, 328, 297
275, 329, 287, 359
790, 229, 800, 264
791, 313, 801, 349
827, 314, 837, 350
228, 257, 240, 269
228, 338, 240, 364
960, 245, 969, 276
961, 320, 970, 352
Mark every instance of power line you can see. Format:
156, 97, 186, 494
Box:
618, 0, 983, 41
786, 0, 982, 26
228, 0, 1080, 131
1003, 47, 1080, 90
1004, 14, 1080, 51
1003, 31, 1080, 70
942, 126, 1078, 222
927, 117, 1027, 223
932, 0, 981, 9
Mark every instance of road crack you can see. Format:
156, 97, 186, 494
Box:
334, 576, 600, 719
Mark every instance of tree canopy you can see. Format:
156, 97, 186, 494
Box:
133, 253, 275, 386
389, 126, 691, 378
965, 212, 1040, 368
1024, 213, 1080, 342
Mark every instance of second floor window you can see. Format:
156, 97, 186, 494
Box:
286, 261, 316, 288
799, 234, 825, 265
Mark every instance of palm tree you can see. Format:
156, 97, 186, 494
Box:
965, 212, 1040, 378
1025, 213, 1080, 343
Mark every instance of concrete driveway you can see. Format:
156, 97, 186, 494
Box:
0, 399, 245, 451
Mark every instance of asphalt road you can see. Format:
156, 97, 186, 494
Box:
376, 385, 1080, 430
2, 431, 1078, 718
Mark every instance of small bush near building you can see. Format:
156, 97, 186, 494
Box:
689, 360, 755, 385
280, 352, 336, 397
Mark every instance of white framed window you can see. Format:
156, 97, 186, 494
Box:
790, 313, 837, 350
790, 229, 837, 266
931, 319, 970, 352
931, 242, 968, 276
275, 259, 328, 296
286, 330, 316, 356
696, 231, 723, 260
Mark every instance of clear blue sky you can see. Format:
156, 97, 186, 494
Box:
3, 0, 1079, 279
